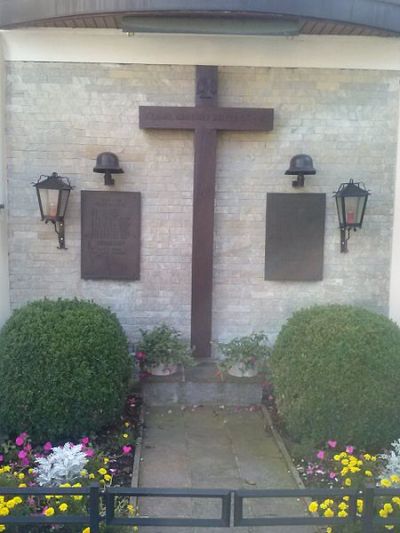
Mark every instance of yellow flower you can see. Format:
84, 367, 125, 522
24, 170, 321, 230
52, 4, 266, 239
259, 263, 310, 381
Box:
18, 473, 25, 480
308, 501, 318, 513
338, 510, 348, 518
0, 509, 9, 517
18, 483, 27, 488
357, 499, 364, 513
343, 496, 350, 502
344, 478, 352, 487
327, 529, 332, 533
384, 503, 394, 514
82, 528, 90, 533
324, 508, 334, 518
80, 469, 88, 477
391, 475, 400, 484
59, 503, 68, 512
365, 470, 373, 477
380, 509, 389, 518
98, 468, 107, 476
392, 497, 400, 506
333, 455, 341, 461
59, 483, 71, 488
338, 502, 348, 510
381, 479, 392, 488
0, 525, 5, 532
122, 434, 129, 439
103, 458, 109, 464
364, 454, 371, 461
44, 507, 55, 517
89, 473, 95, 480
72, 483, 82, 488
104, 474, 112, 482
13, 497, 22, 505
124, 422, 130, 427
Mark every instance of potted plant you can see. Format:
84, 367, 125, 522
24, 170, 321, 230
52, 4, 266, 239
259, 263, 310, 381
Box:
216, 332, 271, 378
136, 324, 194, 376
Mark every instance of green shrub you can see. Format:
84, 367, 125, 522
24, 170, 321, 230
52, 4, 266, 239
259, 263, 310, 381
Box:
270, 305, 400, 450
0, 298, 131, 442
137, 324, 194, 367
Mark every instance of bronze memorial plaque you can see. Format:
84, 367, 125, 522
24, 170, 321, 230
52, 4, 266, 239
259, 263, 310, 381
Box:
265, 193, 326, 281
81, 191, 141, 280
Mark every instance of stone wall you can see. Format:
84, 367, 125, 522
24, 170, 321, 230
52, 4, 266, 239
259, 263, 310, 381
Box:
5, 63, 399, 345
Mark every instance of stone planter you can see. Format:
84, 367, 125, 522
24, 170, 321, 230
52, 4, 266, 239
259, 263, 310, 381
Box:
147, 363, 178, 376
227, 362, 258, 378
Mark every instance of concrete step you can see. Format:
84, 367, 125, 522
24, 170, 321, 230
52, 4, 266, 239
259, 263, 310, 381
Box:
141, 360, 265, 406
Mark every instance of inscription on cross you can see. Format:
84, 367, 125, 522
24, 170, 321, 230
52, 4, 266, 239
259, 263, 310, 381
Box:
140, 66, 274, 358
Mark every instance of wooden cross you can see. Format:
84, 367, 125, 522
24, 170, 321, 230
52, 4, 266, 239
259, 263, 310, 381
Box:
139, 66, 274, 358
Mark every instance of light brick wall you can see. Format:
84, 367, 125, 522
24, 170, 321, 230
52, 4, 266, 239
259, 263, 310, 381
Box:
5, 63, 399, 346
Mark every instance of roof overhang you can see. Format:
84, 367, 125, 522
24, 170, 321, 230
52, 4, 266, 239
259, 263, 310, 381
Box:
1, 0, 400, 35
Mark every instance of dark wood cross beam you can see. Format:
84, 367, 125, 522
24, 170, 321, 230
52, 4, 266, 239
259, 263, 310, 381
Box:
139, 66, 274, 358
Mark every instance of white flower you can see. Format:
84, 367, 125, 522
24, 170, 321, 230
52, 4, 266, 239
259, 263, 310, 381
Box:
34, 443, 88, 486
380, 438, 400, 483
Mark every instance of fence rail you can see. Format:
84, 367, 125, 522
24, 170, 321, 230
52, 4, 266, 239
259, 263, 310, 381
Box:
0, 484, 399, 530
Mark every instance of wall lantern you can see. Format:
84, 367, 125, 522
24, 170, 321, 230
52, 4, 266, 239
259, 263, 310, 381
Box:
285, 154, 316, 188
93, 152, 124, 186
334, 179, 370, 253
33, 172, 73, 249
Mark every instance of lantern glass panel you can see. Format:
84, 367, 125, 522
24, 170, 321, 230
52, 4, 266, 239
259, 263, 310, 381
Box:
336, 196, 345, 227
58, 189, 71, 218
39, 188, 59, 218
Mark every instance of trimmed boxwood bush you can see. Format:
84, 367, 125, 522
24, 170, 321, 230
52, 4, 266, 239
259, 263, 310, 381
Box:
0, 298, 131, 442
270, 305, 400, 450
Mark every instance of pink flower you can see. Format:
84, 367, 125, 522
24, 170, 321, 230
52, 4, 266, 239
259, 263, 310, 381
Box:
136, 351, 146, 361
327, 440, 337, 449
0, 455, 3, 463
85, 448, 95, 458
24, 443, 32, 452
329, 472, 337, 479
43, 442, 53, 452
316, 450, 325, 460
21, 457, 30, 466
15, 433, 27, 446
122, 445, 132, 455
346, 446, 354, 454
81, 437, 90, 446
18, 450, 27, 460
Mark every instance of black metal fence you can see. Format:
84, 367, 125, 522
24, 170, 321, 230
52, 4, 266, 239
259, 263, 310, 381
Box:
1, 485, 400, 530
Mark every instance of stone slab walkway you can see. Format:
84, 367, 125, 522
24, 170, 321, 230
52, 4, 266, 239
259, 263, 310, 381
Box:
138, 406, 314, 532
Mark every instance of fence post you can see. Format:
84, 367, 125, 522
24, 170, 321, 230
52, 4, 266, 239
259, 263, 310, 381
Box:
89, 483, 101, 533
361, 485, 375, 533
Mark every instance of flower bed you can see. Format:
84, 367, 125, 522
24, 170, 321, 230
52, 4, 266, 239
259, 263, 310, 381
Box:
0, 393, 141, 532
297, 439, 400, 531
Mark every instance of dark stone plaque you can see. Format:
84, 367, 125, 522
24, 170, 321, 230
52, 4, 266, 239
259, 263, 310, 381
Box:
265, 193, 326, 281
81, 191, 141, 280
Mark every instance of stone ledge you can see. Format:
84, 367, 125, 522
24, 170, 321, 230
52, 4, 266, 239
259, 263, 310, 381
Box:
141, 360, 265, 406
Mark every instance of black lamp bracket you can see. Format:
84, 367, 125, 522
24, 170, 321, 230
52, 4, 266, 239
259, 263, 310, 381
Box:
46, 219, 66, 249
340, 227, 357, 253
104, 172, 115, 186
292, 174, 305, 188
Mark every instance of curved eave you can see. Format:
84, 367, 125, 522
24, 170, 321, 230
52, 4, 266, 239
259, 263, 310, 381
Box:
0, 0, 400, 35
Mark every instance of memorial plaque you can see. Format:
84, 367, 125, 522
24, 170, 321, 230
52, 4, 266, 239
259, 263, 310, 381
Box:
265, 193, 325, 281
81, 191, 141, 280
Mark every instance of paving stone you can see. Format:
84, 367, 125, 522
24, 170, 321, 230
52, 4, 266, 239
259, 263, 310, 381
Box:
139, 406, 314, 532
